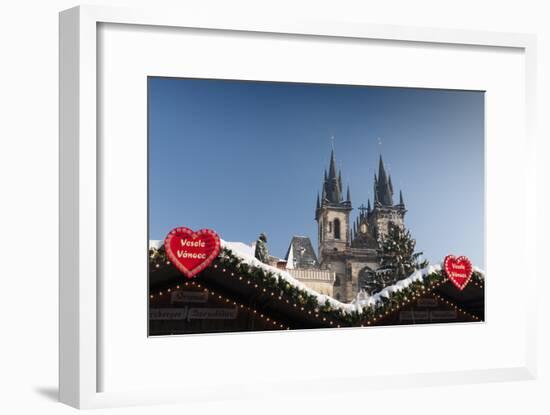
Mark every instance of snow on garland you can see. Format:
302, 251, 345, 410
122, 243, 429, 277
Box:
150, 240, 485, 325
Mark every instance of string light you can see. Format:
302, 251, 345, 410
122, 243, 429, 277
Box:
214, 262, 343, 327
218, 269, 326, 326
152, 251, 484, 329
432, 293, 481, 321
150, 280, 290, 329
364, 278, 449, 325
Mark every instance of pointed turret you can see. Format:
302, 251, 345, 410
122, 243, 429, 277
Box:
367, 199, 371, 213
373, 175, 379, 205
378, 155, 387, 184
375, 155, 393, 206
322, 149, 342, 204
328, 149, 337, 179
399, 190, 405, 207
338, 171, 343, 200
315, 146, 353, 254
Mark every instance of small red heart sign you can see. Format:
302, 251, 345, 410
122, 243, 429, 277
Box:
444, 255, 473, 291
164, 227, 221, 278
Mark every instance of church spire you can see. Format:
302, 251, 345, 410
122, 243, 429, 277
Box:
328, 149, 337, 180
399, 190, 405, 207
316, 145, 352, 245
322, 148, 342, 204
338, 171, 343, 200
373, 174, 378, 205
376, 155, 393, 206
378, 155, 387, 184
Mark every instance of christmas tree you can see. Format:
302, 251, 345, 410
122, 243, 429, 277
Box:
366, 223, 428, 294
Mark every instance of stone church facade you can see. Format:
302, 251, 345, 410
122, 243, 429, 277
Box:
285, 149, 407, 303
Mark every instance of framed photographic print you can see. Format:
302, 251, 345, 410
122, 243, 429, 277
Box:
59, 5, 538, 409
147, 78, 485, 336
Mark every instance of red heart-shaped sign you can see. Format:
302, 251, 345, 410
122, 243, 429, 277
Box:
444, 255, 473, 291
164, 227, 221, 278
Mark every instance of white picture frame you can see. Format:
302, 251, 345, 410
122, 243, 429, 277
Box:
59, 4, 538, 409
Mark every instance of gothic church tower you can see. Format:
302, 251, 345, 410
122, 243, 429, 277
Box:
315, 149, 352, 263
351, 155, 406, 247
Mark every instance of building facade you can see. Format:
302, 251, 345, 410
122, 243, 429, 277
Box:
286, 149, 408, 302
285, 236, 335, 296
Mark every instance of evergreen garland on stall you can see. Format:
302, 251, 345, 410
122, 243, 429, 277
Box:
149, 245, 483, 327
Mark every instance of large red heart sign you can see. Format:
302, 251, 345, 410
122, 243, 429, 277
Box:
444, 255, 473, 291
164, 227, 221, 278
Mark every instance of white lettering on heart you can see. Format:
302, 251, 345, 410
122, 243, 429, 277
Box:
176, 250, 207, 259
180, 239, 206, 248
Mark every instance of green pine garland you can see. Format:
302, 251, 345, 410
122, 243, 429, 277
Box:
149, 246, 484, 326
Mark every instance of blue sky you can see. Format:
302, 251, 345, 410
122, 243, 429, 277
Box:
148, 77, 485, 268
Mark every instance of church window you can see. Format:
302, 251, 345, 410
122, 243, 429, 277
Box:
334, 275, 341, 287
334, 219, 341, 239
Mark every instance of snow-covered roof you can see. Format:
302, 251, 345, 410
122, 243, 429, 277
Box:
222, 240, 354, 312
149, 240, 163, 250
284, 236, 318, 269
150, 239, 485, 316
222, 240, 485, 314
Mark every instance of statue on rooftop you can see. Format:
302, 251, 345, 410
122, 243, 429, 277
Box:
254, 233, 269, 264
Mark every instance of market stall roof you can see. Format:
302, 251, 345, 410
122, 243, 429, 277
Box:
149, 240, 484, 327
